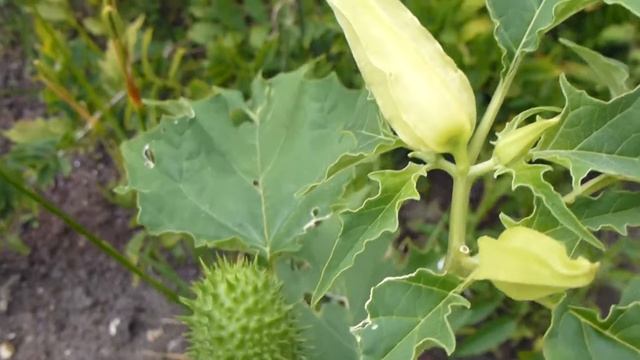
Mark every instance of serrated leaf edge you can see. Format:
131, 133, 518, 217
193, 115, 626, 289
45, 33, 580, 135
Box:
535, 76, 640, 187
496, 163, 605, 254
487, 0, 593, 74
310, 163, 427, 305
351, 268, 470, 358
569, 302, 640, 354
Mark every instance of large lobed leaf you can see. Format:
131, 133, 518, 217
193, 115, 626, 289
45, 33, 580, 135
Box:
121, 68, 390, 258
311, 163, 427, 305
535, 78, 640, 187
352, 269, 470, 360
486, 0, 596, 72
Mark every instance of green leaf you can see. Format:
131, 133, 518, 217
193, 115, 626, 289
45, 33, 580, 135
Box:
3, 118, 70, 144
297, 303, 359, 360
302, 94, 396, 195
142, 98, 195, 118
560, 38, 630, 97
35, 0, 70, 22
498, 162, 604, 255
277, 217, 343, 303
486, 0, 596, 72
450, 290, 505, 330
352, 269, 470, 359
543, 299, 640, 359
454, 317, 518, 357
510, 191, 640, 246
121, 69, 387, 258
277, 216, 399, 323
277, 217, 398, 360
335, 232, 402, 323
605, 0, 640, 17
311, 163, 427, 305
621, 278, 640, 306
535, 78, 640, 186
187, 22, 221, 45
304, 139, 401, 195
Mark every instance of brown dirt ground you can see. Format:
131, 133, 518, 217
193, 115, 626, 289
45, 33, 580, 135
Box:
0, 46, 192, 360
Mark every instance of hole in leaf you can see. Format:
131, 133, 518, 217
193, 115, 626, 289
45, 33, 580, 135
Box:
142, 144, 156, 169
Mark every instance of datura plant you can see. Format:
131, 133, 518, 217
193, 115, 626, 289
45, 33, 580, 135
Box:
119, 0, 640, 359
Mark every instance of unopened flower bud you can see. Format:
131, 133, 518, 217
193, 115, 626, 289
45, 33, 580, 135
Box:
493, 117, 559, 166
327, 0, 476, 154
471, 226, 599, 301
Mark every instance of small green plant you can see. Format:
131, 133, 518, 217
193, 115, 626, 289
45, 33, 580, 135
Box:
182, 259, 304, 359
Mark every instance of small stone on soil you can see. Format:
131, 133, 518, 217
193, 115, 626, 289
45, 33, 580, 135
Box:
108, 317, 121, 336
146, 328, 163, 343
0, 341, 15, 359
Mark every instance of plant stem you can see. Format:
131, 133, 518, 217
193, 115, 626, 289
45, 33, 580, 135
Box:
468, 56, 523, 164
444, 149, 471, 274
562, 174, 618, 204
36, 72, 97, 128
468, 158, 498, 178
0, 167, 182, 306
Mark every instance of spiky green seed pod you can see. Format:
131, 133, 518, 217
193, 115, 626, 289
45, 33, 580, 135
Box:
181, 259, 305, 360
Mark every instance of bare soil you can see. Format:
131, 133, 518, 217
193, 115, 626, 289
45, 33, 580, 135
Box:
0, 47, 191, 360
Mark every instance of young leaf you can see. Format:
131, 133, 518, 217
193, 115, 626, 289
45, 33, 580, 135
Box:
543, 298, 640, 359
352, 269, 470, 359
535, 78, 640, 187
604, 0, 640, 17
311, 163, 427, 305
498, 163, 604, 255
560, 38, 630, 97
120, 68, 387, 258
486, 0, 596, 72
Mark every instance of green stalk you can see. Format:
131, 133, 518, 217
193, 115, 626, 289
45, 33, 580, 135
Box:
562, 174, 618, 204
444, 149, 472, 274
444, 56, 525, 274
0, 167, 182, 306
468, 56, 523, 164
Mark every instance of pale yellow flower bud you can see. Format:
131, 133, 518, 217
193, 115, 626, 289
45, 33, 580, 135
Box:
327, 0, 476, 154
471, 227, 599, 301
493, 117, 560, 166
